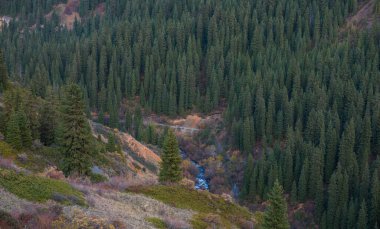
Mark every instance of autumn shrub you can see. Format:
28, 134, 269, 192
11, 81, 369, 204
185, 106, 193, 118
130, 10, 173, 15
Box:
0, 210, 21, 229
0, 157, 15, 170
19, 207, 62, 229
41, 166, 65, 180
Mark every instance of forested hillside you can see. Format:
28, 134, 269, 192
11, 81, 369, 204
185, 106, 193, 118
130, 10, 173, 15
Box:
0, 0, 380, 228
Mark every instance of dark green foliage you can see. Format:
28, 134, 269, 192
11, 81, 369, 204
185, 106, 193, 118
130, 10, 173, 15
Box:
357, 200, 368, 229
60, 84, 93, 176
159, 130, 182, 183
0, 49, 8, 93
0, 0, 379, 227
262, 180, 290, 229
106, 134, 117, 152
5, 111, 22, 150
16, 108, 32, 148
241, 154, 254, 198
370, 170, 380, 228
39, 100, 57, 146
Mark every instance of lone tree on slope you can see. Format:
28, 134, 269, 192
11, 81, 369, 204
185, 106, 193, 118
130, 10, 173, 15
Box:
159, 129, 182, 183
61, 84, 93, 176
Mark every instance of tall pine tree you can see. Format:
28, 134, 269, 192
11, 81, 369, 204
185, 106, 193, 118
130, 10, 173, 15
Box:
262, 180, 290, 229
60, 84, 93, 176
0, 49, 8, 93
159, 129, 182, 183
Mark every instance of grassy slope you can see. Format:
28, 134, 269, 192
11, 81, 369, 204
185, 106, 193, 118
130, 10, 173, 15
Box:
133, 185, 253, 228
0, 168, 85, 205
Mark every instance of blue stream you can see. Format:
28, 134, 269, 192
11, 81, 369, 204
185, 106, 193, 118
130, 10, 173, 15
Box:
180, 149, 209, 191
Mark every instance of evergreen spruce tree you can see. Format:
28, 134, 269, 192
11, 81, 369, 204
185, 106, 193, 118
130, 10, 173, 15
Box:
357, 200, 368, 229
39, 101, 57, 146
6, 111, 22, 150
61, 84, 93, 176
0, 49, 8, 93
290, 181, 297, 203
370, 170, 380, 228
125, 109, 133, 132
262, 180, 290, 229
106, 133, 117, 152
17, 107, 32, 148
159, 130, 182, 183
298, 158, 309, 201
241, 154, 254, 198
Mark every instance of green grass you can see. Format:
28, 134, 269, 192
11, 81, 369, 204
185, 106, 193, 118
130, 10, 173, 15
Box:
146, 217, 166, 229
0, 168, 86, 205
132, 185, 253, 228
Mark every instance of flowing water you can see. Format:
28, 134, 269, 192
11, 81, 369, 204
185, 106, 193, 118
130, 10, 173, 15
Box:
180, 149, 209, 191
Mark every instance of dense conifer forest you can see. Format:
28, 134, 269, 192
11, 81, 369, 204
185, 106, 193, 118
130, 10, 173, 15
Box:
0, 0, 380, 228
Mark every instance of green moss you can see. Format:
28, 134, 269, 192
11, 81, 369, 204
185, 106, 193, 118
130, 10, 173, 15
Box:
133, 185, 253, 228
0, 168, 85, 205
146, 217, 166, 229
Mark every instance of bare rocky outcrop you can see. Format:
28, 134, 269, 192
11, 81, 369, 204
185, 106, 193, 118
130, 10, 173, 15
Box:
90, 121, 161, 171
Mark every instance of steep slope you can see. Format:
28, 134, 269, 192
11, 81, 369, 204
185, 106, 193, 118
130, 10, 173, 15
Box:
90, 121, 161, 176
341, 0, 380, 33
45, 0, 81, 30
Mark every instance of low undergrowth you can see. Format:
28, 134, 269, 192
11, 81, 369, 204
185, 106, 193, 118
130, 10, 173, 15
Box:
0, 168, 85, 206
132, 185, 253, 228
146, 217, 166, 229
0, 141, 17, 158
0, 210, 21, 229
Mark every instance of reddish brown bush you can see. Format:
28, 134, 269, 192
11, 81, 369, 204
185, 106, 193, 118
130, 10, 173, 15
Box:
0, 158, 16, 170
41, 166, 65, 180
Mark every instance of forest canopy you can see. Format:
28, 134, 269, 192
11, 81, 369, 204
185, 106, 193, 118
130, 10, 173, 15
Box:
0, 0, 379, 228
